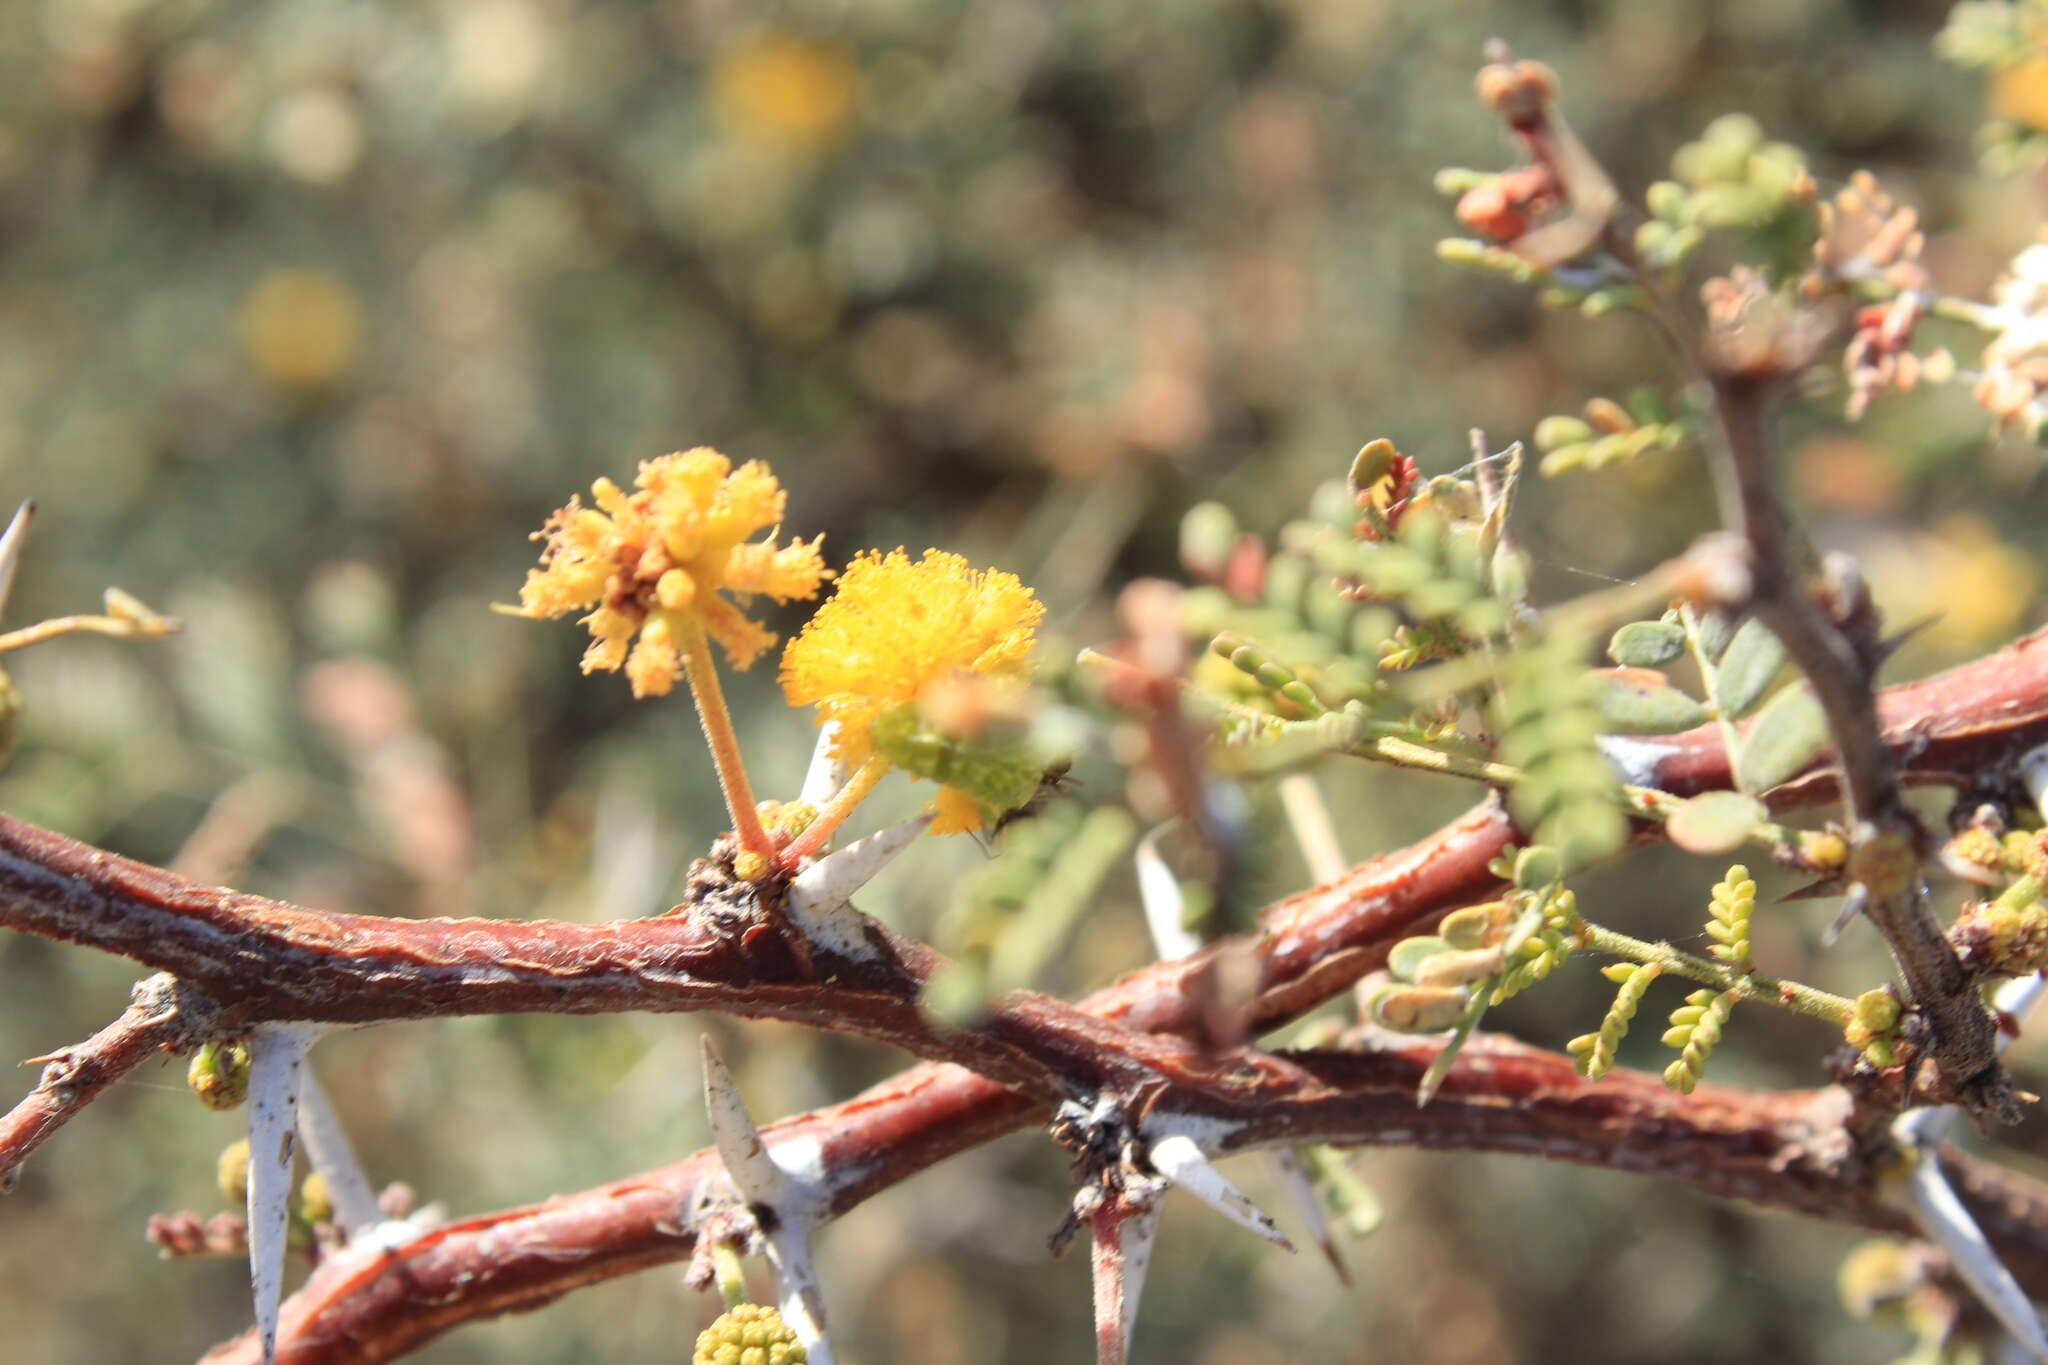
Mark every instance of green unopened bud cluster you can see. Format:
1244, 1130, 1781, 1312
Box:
1211, 633, 1328, 717
1666, 114, 1814, 231
1567, 962, 1662, 1081
1843, 987, 1904, 1068
1177, 499, 1385, 715
1949, 874, 2048, 975
1661, 988, 1735, 1093
188, 1039, 251, 1111
694, 1303, 807, 1365
1489, 886, 1582, 1004
1533, 392, 1690, 478
1704, 866, 1756, 970
1435, 236, 1554, 287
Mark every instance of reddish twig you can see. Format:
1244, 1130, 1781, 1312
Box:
190, 1030, 2048, 1365
5, 629, 2048, 1360
0, 973, 214, 1191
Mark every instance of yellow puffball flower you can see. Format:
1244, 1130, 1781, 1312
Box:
711, 33, 860, 151
693, 1302, 807, 1365
515, 449, 828, 697
780, 548, 1042, 833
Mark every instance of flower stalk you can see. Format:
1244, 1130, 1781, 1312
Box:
676, 613, 775, 862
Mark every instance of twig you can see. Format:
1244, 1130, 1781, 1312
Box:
0, 974, 212, 1192
190, 1032, 2048, 1365
1705, 369, 2007, 1120
3, 623, 2047, 1357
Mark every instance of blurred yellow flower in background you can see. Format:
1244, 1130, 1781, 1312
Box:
238, 268, 364, 394
516, 449, 828, 697
1993, 56, 2048, 132
711, 33, 860, 151
781, 548, 1041, 832
1863, 514, 2041, 656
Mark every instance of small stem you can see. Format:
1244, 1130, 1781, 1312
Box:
780, 755, 890, 867
675, 615, 774, 860
1580, 922, 1853, 1026
0, 614, 174, 652
710, 1240, 749, 1310
1349, 735, 1521, 785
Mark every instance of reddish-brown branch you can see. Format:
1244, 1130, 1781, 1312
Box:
1630, 624, 2048, 803
0, 974, 213, 1191
193, 1032, 2048, 1365
4, 629, 2048, 1360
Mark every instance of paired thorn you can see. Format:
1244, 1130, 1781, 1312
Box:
1889, 973, 2048, 1360
1146, 1131, 1294, 1252
1823, 881, 1869, 948
0, 501, 32, 622
1135, 826, 1203, 962
244, 1023, 321, 1365
295, 1073, 382, 1237
2019, 743, 2048, 827
699, 1037, 837, 1365
1269, 1148, 1349, 1283
797, 722, 852, 811
781, 814, 930, 963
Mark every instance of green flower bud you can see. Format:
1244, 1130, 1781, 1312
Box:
299, 1172, 332, 1226
217, 1139, 251, 1206
188, 1039, 251, 1111
1852, 988, 1901, 1034
1512, 846, 1562, 890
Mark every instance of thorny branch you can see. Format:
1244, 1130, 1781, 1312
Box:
1483, 36, 2017, 1124
1705, 367, 2009, 1122
3, 629, 2048, 1359
0, 974, 213, 1193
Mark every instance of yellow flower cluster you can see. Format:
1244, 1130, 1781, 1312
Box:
781, 548, 1042, 832
693, 1303, 807, 1365
517, 449, 828, 697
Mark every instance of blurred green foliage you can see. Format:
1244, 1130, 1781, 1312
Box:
2, 1, 2047, 1363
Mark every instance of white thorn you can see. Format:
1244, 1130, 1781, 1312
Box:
1995, 971, 2048, 1043
0, 501, 31, 622
296, 1071, 382, 1236
2020, 743, 2048, 822
246, 1023, 321, 1365
699, 1036, 791, 1208
798, 723, 852, 810
699, 1036, 836, 1365
1269, 1148, 1347, 1282
1889, 972, 2048, 1364
764, 1216, 835, 1365
1135, 826, 1203, 962
783, 814, 929, 961
1146, 1133, 1293, 1251
1903, 1146, 2048, 1360
1090, 1203, 1159, 1365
